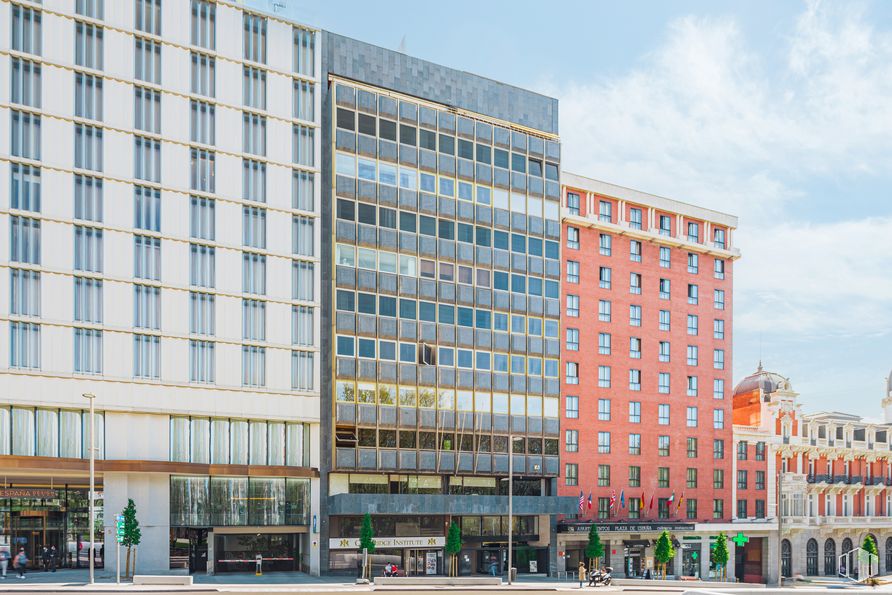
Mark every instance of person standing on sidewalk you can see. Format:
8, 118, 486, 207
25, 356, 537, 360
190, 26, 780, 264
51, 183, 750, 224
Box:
49, 546, 57, 572
0, 547, 10, 579
14, 548, 27, 579
578, 561, 587, 588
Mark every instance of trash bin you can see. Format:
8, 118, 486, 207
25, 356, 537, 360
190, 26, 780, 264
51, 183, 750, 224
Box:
509, 567, 517, 582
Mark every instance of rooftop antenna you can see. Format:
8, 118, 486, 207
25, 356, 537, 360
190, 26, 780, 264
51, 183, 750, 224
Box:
398, 35, 407, 54
758, 333, 763, 372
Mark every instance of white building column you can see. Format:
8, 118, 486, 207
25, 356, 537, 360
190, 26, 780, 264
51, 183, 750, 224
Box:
103, 472, 171, 574
700, 541, 710, 579
726, 540, 736, 581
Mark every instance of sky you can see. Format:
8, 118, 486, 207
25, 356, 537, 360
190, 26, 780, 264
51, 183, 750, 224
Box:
300, 0, 892, 417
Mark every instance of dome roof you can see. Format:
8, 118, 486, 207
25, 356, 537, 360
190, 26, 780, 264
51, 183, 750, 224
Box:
733, 363, 791, 398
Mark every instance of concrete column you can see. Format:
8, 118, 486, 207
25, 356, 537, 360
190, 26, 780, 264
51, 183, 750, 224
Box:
789, 532, 805, 577
308, 476, 321, 575
765, 532, 780, 585
700, 541, 710, 579
673, 545, 683, 577
104, 472, 171, 574
726, 541, 736, 581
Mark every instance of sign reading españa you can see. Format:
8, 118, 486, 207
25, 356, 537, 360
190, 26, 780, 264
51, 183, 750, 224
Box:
329, 536, 446, 549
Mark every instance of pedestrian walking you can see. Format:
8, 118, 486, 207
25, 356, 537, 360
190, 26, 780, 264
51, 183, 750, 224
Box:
14, 548, 27, 579
40, 546, 49, 572
254, 553, 262, 575
578, 561, 587, 588
49, 546, 57, 572
0, 547, 10, 579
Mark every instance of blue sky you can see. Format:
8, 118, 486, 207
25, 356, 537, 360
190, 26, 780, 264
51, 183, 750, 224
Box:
302, 0, 892, 417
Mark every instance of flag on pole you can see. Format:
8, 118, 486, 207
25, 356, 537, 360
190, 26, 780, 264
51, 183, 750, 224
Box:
620, 490, 626, 509
609, 489, 617, 508
578, 491, 584, 512
587, 492, 593, 511
676, 490, 685, 512
668, 491, 675, 504
649, 493, 655, 511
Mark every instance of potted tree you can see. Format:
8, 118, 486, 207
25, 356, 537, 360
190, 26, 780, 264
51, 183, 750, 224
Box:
585, 525, 604, 573
654, 531, 675, 579
122, 499, 142, 579
446, 521, 462, 576
712, 533, 729, 581
359, 513, 376, 580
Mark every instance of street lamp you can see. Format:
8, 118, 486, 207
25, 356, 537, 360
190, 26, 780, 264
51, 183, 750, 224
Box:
82, 393, 96, 585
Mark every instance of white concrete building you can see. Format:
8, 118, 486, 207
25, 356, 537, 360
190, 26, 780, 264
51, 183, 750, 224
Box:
1, 0, 322, 575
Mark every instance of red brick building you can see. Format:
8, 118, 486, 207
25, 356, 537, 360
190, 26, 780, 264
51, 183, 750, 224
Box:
556, 173, 740, 578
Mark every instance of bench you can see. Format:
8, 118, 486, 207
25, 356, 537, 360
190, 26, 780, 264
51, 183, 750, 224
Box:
133, 575, 194, 585
374, 576, 502, 586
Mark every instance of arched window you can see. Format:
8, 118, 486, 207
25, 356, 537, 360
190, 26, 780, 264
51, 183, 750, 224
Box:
781, 540, 792, 578
841, 538, 854, 576
806, 539, 819, 576
885, 537, 892, 574
824, 539, 837, 576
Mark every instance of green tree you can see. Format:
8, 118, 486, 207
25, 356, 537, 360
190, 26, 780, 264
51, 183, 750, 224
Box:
585, 525, 604, 571
712, 533, 730, 580
445, 521, 463, 576
862, 535, 878, 558
359, 513, 375, 579
122, 499, 142, 578
654, 530, 675, 579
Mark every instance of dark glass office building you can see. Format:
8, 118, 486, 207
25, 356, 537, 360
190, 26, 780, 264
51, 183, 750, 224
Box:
320, 32, 576, 575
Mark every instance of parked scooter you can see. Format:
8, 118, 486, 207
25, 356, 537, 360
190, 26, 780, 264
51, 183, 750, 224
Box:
588, 566, 613, 586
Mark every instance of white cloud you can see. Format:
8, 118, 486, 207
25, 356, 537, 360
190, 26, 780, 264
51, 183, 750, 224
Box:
546, 1, 892, 340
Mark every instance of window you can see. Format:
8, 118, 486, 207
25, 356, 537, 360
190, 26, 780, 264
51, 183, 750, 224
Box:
659, 278, 670, 299
190, 99, 214, 144
715, 259, 726, 279
292, 350, 314, 390
686, 499, 698, 520
565, 463, 578, 486
598, 465, 611, 487
713, 409, 725, 429
74, 124, 102, 171
686, 406, 698, 427
74, 226, 102, 272
11, 216, 41, 265
11, 164, 41, 212
190, 340, 215, 383
76, 22, 103, 70
293, 125, 315, 166
566, 328, 579, 351
293, 27, 315, 75
687, 375, 698, 397
629, 466, 641, 487
242, 159, 266, 203
756, 470, 766, 490
597, 498, 610, 520
242, 345, 266, 387
659, 340, 670, 362
567, 192, 580, 215
10, 269, 40, 317
74, 277, 102, 323
133, 334, 160, 379
599, 266, 611, 289
755, 500, 765, 519
755, 442, 766, 460
687, 345, 699, 366
135, 136, 161, 182
598, 399, 611, 421
243, 13, 267, 63
629, 402, 641, 423
714, 349, 725, 369
292, 261, 314, 301
657, 404, 670, 425
10, 321, 40, 369
12, 58, 41, 109
714, 228, 727, 248
597, 332, 611, 355
135, 0, 161, 35
566, 295, 579, 317
714, 289, 725, 310
658, 467, 669, 488
74, 328, 102, 374
11, 111, 41, 160
134, 235, 161, 280
687, 468, 698, 488
242, 299, 266, 341
714, 319, 725, 340
243, 66, 266, 109
188, 148, 215, 192
630, 239, 641, 262
629, 336, 641, 359
659, 246, 671, 268
713, 469, 724, 488
714, 439, 725, 459
737, 441, 748, 460
189, 292, 214, 335
687, 283, 698, 304
293, 79, 314, 121
738, 470, 748, 490
630, 272, 641, 294
687, 252, 699, 274
658, 372, 670, 394
243, 253, 266, 295
714, 378, 725, 399
565, 430, 578, 452
567, 261, 579, 283
599, 200, 612, 222
242, 207, 266, 249
598, 366, 611, 388
687, 314, 699, 335
598, 432, 611, 454
12, 5, 42, 55
190, 196, 215, 240
687, 222, 700, 242
687, 437, 698, 458
190, 244, 215, 287
713, 499, 724, 519
191, 52, 215, 96
565, 395, 579, 419
659, 310, 670, 332
598, 299, 611, 322
292, 216, 315, 257
566, 226, 579, 249
191, 0, 215, 49
565, 362, 579, 384
629, 305, 641, 326
134, 37, 160, 84
599, 234, 612, 256
243, 113, 266, 156
629, 369, 641, 391
628, 433, 641, 455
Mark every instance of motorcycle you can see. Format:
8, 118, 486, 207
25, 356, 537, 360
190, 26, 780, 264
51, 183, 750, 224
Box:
588, 566, 613, 586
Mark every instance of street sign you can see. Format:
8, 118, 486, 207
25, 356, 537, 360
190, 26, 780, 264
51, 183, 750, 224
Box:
115, 514, 125, 544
